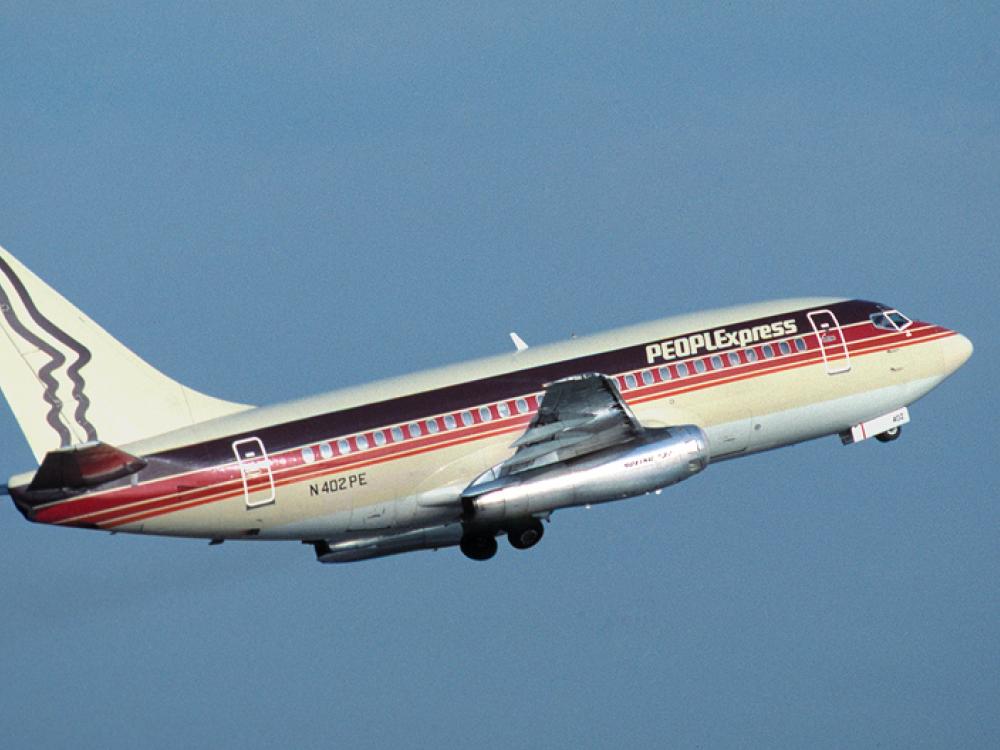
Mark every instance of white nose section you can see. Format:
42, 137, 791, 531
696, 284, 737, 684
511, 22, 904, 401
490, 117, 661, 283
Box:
941, 333, 973, 375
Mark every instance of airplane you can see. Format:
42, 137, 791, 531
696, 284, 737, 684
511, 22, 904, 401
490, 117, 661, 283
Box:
0, 247, 973, 563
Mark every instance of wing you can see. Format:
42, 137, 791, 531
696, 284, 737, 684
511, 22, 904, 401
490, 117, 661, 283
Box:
499, 372, 643, 477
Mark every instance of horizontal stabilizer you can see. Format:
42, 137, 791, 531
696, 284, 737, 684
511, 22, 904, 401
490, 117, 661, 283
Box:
28, 442, 146, 493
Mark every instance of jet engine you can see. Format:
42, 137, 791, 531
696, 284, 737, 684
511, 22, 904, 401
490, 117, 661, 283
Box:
314, 524, 464, 563
313, 426, 709, 564
462, 425, 709, 525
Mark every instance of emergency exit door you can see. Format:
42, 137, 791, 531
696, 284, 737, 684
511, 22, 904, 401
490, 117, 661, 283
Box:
808, 310, 851, 375
233, 437, 276, 508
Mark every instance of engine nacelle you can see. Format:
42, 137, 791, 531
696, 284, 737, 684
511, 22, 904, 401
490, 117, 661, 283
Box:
464, 425, 709, 526
315, 523, 464, 563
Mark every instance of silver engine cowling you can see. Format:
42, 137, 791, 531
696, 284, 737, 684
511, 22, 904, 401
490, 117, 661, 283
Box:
315, 523, 465, 563
463, 425, 709, 525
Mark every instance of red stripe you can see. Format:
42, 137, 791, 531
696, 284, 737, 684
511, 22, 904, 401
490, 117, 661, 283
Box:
37, 416, 532, 525
101, 420, 533, 528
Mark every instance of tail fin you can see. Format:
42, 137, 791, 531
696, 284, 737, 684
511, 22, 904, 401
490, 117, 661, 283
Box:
0, 246, 251, 462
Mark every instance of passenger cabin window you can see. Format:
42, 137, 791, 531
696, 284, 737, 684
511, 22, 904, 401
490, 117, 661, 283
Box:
444, 414, 457, 430
727, 352, 741, 366
479, 406, 493, 422
391, 426, 404, 442
356, 435, 369, 450
515, 398, 529, 414
745, 348, 758, 362
762, 344, 775, 359
461, 411, 474, 426
625, 374, 637, 389
319, 443, 334, 459
337, 439, 351, 455
301, 446, 316, 464
779, 341, 791, 356
794, 338, 807, 352
870, 309, 913, 332
694, 359, 707, 374
426, 418, 439, 434
677, 362, 689, 377
408, 422, 422, 438
373, 430, 387, 446
642, 370, 654, 386
710, 355, 723, 370
658, 366, 672, 381
497, 402, 511, 418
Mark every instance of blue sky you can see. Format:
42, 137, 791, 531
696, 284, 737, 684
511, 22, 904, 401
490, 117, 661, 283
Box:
0, 3, 996, 748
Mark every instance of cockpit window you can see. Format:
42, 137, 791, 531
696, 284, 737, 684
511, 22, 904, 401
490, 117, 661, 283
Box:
870, 309, 913, 332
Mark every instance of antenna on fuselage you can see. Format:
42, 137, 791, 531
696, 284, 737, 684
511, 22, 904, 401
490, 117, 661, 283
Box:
510, 332, 529, 352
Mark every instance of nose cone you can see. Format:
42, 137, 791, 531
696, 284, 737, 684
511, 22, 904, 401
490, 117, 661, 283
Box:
941, 332, 973, 375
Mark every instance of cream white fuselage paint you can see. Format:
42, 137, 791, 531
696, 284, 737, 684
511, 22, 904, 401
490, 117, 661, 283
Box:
1, 259, 971, 564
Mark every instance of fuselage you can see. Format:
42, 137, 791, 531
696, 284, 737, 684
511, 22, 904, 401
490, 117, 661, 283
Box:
9, 297, 972, 552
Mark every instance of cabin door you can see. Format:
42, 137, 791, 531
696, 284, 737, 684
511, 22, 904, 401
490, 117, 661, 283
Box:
808, 310, 851, 375
233, 437, 277, 509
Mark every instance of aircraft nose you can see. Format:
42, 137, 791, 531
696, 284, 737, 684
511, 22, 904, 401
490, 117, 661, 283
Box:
941, 331, 973, 374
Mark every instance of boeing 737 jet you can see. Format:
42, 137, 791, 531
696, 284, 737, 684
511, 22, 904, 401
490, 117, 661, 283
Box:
0, 247, 972, 562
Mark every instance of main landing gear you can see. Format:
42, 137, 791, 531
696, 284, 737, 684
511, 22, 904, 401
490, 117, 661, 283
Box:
875, 426, 902, 443
459, 534, 498, 561
459, 519, 546, 561
508, 519, 545, 550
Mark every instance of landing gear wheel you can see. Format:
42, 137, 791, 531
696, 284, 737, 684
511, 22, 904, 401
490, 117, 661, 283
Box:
460, 534, 498, 561
508, 520, 545, 550
876, 426, 901, 443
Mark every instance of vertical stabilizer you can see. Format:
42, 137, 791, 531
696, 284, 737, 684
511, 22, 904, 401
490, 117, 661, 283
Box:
0, 246, 252, 462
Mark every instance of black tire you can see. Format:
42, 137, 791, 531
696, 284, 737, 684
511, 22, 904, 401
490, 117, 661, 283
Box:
508, 520, 545, 550
875, 426, 901, 443
460, 534, 498, 561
